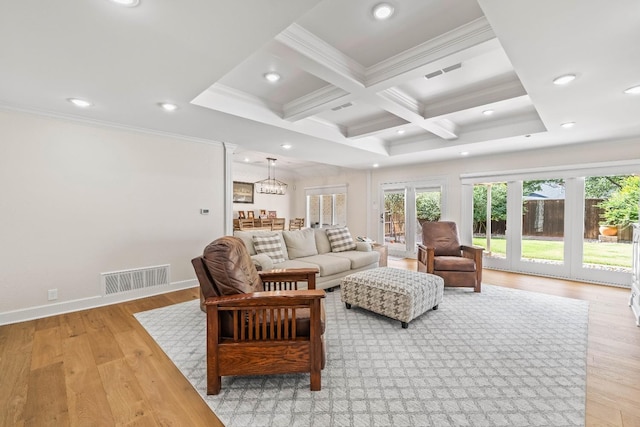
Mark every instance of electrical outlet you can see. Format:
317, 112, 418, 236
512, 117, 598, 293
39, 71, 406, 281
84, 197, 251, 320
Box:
48, 289, 58, 301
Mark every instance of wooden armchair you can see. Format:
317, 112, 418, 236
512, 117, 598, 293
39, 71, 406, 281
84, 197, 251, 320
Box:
271, 218, 286, 230
417, 221, 484, 292
238, 218, 255, 230
191, 236, 325, 395
289, 218, 304, 230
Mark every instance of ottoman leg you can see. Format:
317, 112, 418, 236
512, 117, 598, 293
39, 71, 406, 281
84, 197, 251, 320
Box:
433, 304, 439, 310
401, 322, 408, 329
345, 303, 352, 309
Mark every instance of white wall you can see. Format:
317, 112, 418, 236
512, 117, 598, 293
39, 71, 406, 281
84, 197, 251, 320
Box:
0, 110, 225, 323
232, 162, 293, 222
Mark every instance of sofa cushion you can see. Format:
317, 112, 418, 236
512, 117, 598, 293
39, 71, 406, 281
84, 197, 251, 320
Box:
291, 254, 351, 276
251, 253, 274, 271
234, 230, 289, 260
282, 228, 318, 259
325, 226, 357, 252
314, 229, 332, 254
202, 236, 263, 295
328, 250, 379, 269
252, 234, 286, 263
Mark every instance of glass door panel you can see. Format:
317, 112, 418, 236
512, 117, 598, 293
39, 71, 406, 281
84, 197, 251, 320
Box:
521, 179, 565, 264
582, 175, 636, 272
384, 190, 406, 254
415, 188, 441, 246
473, 183, 507, 259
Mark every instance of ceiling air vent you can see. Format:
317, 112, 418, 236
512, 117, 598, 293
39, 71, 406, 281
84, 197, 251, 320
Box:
331, 102, 354, 111
425, 63, 462, 79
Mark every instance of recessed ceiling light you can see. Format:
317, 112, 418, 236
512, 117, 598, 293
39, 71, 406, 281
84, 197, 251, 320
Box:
372, 3, 394, 20
263, 72, 281, 83
68, 98, 92, 108
372, 163, 380, 168
159, 102, 178, 112
624, 85, 640, 94
561, 122, 576, 129
109, 0, 140, 7
397, 129, 406, 135
281, 143, 292, 150
482, 109, 494, 116
553, 74, 576, 85
244, 158, 250, 162
460, 151, 470, 156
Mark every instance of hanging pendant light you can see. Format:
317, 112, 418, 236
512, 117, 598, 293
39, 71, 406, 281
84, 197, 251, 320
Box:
255, 157, 288, 195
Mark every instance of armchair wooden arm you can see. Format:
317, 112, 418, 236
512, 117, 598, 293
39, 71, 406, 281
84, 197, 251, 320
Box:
461, 245, 484, 287
416, 244, 434, 273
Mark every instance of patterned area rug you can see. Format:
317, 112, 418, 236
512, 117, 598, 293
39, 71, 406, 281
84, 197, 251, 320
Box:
135, 284, 588, 426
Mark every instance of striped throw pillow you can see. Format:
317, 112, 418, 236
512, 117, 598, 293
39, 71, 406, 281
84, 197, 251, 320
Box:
252, 234, 285, 263
325, 227, 356, 252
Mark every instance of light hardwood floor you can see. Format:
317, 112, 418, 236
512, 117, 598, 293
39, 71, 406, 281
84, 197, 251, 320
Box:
1, 260, 639, 426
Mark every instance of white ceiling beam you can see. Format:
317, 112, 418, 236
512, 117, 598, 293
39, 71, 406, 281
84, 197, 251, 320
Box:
347, 116, 408, 139
423, 76, 527, 119
366, 17, 496, 88
389, 111, 546, 156
283, 85, 351, 121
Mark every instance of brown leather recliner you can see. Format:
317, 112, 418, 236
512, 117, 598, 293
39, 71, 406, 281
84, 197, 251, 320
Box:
417, 221, 484, 292
191, 236, 325, 395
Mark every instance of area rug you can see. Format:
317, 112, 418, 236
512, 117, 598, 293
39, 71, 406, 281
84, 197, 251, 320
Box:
135, 284, 588, 427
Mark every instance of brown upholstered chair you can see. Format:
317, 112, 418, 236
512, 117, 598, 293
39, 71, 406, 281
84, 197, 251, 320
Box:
417, 221, 484, 292
191, 236, 325, 395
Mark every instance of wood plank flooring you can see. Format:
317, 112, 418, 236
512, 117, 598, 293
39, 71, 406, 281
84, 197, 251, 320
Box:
0, 260, 638, 426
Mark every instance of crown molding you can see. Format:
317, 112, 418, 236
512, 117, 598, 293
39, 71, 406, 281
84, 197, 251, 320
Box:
378, 88, 422, 116
0, 103, 224, 147
283, 84, 350, 121
275, 23, 366, 87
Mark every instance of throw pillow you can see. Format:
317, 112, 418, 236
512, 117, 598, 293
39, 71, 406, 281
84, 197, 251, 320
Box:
325, 226, 357, 252
252, 234, 286, 263
282, 228, 318, 259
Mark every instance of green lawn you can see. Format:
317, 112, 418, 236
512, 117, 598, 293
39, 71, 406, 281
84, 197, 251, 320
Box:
472, 237, 632, 268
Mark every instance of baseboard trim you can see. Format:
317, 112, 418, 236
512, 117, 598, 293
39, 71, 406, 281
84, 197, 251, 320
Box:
0, 279, 197, 326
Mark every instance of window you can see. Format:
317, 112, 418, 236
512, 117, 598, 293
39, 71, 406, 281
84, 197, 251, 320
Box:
306, 185, 347, 227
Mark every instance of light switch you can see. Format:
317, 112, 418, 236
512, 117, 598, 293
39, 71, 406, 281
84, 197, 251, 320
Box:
200, 209, 209, 215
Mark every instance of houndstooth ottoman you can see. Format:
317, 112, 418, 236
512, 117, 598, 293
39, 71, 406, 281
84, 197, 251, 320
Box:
340, 267, 444, 328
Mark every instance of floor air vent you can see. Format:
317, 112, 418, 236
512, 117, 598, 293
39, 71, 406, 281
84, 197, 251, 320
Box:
101, 264, 170, 296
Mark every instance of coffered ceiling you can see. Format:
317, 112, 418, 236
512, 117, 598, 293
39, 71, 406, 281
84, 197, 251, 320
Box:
1, 1, 639, 173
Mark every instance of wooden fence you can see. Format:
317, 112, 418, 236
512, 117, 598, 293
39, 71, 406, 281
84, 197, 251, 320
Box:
475, 199, 633, 242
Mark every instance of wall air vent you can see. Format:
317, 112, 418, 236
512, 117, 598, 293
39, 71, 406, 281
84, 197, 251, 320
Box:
101, 264, 170, 296
425, 63, 462, 79
331, 102, 354, 111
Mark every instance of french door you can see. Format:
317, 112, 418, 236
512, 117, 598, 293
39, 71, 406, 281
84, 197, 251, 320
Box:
381, 180, 444, 258
471, 172, 636, 286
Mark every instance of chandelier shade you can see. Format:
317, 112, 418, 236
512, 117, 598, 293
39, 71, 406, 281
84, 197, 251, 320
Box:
255, 157, 288, 195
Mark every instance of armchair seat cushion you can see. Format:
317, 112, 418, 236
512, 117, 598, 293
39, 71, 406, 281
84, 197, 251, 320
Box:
434, 256, 476, 272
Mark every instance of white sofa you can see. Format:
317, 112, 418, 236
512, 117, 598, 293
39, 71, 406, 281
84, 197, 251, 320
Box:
234, 227, 380, 290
